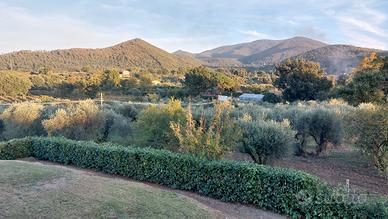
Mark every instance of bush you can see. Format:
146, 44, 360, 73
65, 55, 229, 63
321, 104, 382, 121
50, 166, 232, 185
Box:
263, 93, 283, 103
0, 71, 32, 96
1, 136, 386, 218
0, 103, 44, 139
135, 99, 186, 149
171, 102, 238, 159
238, 119, 294, 164
101, 109, 133, 145
42, 100, 106, 141
354, 105, 388, 173
0, 138, 32, 159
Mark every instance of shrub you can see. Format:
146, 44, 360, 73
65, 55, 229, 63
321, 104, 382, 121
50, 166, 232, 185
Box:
135, 99, 186, 149
101, 109, 133, 145
354, 105, 388, 173
0, 71, 32, 96
238, 119, 294, 164
0, 103, 44, 139
263, 93, 283, 103
171, 102, 238, 159
0, 138, 33, 159
42, 100, 106, 141
1, 136, 386, 218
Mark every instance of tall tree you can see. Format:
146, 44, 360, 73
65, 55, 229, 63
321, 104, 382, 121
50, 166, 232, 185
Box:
336, 55, 387, 105
274, 59, 333, 101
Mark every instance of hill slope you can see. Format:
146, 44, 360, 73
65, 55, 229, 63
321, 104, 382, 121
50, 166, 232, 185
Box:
292, 45, 385, 74
193, 36, 387, 75
195, 37, 327, 67
0, 39, 201, 71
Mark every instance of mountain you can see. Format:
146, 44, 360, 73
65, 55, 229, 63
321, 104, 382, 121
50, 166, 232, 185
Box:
195, 37, 327, 67
292, 45, 385, 75
173, 50, 195, 58
0, 39, 201, 71
192, 36, 387, 75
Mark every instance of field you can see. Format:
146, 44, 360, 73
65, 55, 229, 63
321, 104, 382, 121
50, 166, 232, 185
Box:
0, 160, 213, 219
0, 160, 285, 219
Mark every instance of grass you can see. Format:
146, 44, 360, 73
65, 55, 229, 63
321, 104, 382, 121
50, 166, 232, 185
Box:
0, 160, 212, 219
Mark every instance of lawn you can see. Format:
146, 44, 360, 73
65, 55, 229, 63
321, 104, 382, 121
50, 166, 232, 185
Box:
0, 160, 213, 219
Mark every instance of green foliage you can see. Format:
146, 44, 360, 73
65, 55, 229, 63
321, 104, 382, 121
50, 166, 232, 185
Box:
238, 119, 294, 164
75, 73, 102, 98
0, 138, 32, 160
135, 99, 186, 149
0, 71, 32, 96
1, 136, 386, 218
336, 69, 387, 105
184, 67, 238, 96
0, 103, 44, 139
354, 105, 388, 173
294, 109, 342, 156
42, 100, 106, 141
263, 93, 283, 103
102, 69, 121, 89
171, 102, 237, 159
101, 110, 133, 145
0, 39, 200, 71
274, 59, 333, 101
184, 67, 216, 95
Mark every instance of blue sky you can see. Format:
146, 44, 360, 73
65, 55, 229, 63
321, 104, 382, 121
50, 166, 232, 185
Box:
0, 0, 387, 53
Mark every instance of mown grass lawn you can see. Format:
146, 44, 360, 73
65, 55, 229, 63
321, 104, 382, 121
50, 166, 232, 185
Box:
0, 160, 212, 219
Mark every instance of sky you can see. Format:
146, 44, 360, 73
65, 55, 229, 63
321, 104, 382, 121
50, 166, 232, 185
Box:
0, 0, 387, 53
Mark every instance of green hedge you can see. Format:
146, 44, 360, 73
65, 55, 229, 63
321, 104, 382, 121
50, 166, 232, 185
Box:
1, 137, 387, 218
0, 138, 33, 159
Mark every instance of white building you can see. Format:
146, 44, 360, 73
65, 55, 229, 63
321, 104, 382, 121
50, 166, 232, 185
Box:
217, 95, 230, 102
239, 93, 264, 102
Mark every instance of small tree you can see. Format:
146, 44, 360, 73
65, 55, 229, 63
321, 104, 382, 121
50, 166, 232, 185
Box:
355, 105, 387, 173
184, 67, 216, 96
238, 119, 294, 164
170, 102, 237, 159
294, 109, 342, 156
135, 99, 186, 149
102, 69, 121, 89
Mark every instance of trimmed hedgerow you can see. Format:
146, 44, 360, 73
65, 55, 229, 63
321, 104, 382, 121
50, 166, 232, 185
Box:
1, 137, 387, 218
0, 138, 33, 160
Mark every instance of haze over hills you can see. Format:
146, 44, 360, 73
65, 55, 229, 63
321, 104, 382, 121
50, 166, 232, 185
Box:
176, 36, 386, 75
0, 38, 201, 72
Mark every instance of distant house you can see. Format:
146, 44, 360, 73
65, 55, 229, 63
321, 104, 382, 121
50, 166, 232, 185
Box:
119, 70, 131, 78
239, 93, 264, 102
217, 95, 230, 102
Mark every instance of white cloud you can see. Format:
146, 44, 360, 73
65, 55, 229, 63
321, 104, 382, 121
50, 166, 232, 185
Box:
333, 1, 388, 50
240, 30, 270, 39
338, 16, 388, 38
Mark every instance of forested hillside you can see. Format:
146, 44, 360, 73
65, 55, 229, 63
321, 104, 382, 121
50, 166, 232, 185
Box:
0, 39, 201, 72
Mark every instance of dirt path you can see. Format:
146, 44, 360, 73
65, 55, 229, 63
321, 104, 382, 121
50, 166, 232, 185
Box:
273, 149, 388, 196
23, 158, 286, 219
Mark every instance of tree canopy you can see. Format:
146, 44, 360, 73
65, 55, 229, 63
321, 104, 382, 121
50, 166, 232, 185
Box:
274, 59, 333, 101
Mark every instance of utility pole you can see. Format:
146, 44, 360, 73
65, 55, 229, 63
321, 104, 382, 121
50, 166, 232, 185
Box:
100, 93, 103, 107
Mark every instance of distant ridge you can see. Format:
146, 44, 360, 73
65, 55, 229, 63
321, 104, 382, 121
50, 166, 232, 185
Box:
192, 36, 387, 75
1, 36, 386, 75
0, 38, 201, 71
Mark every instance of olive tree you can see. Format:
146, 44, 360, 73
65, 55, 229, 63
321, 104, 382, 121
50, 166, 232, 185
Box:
238, 119, 294, 164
